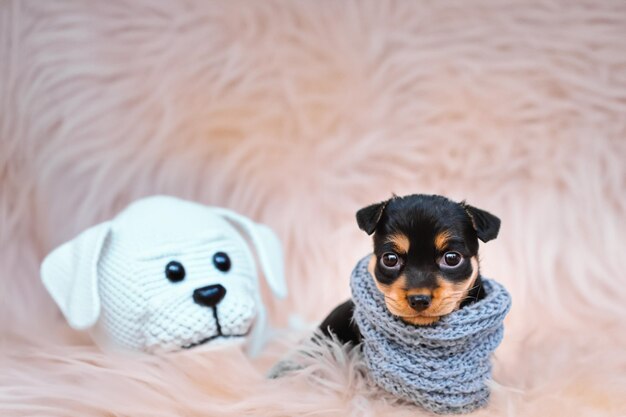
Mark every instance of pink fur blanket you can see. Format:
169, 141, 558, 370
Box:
1, 0, 625, 416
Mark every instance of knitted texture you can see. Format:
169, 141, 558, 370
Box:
351, 255, 511, 414
41, 196, 286, 354
96, 227, 257, 353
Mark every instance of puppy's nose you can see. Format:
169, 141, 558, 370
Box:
407, 294, 431, 312
193, 284, 226, 307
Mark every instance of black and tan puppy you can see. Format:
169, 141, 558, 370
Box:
320, 194, 501, 345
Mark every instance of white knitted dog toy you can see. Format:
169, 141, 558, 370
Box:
41, 195, 287, 355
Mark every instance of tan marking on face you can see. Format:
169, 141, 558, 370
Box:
430, 256, 479, 316
367, 254, 376, 276
369, 254, 479, 326
374, 274, 408, 316
434, 230, 453, 252
369, 254, 413, 319
370, 254, 439, 325
384, 233, 410, 254
406, 287, 432, 297
401, 314, 440, 326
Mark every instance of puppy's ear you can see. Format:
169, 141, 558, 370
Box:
356, 200, 388, 235
41, 221, 111, 330
463, 203, 501, 242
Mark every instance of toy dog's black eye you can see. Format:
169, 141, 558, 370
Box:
213, 252, 231, 272
441, 251, 463, 268
165, 261, 186, 282
381, 252, 400, 268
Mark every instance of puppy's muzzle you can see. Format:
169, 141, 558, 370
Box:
193, 284, 226, 307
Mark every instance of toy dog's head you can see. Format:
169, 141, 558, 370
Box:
41, 196, 286, 354
356, 194, 500, 326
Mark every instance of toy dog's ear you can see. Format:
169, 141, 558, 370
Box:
462, 203, 501, 243
41, 221, 111, 330
212, 209, 287, 299
356, 200, 388, 235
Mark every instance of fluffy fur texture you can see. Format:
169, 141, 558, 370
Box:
1, 0, 626, 416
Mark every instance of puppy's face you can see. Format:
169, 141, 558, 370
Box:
357, 194, 500, 325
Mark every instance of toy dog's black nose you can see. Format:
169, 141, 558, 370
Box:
193, 284, 226, 307
407, 294, 431, 312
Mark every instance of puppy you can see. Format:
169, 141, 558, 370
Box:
319, 194, 500, 345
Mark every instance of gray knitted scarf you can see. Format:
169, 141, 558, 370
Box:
351, 255, 511, 414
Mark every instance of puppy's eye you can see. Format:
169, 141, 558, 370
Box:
213, 252, 231, 272
380, 252, 401, 269
165, 261, 186, 282
440, 251, 463, 268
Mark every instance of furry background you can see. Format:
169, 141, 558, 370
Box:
1, 0, 626, 416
